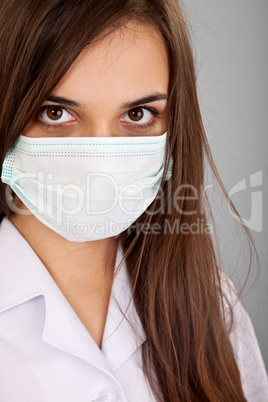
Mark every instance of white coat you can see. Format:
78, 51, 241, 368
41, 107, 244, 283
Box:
0, 217, 267, 401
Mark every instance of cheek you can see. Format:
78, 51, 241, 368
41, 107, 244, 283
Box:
160, 110, 168, 131
22, 120, 39, 138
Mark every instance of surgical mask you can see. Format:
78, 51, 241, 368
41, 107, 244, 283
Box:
1, 133, 172, 242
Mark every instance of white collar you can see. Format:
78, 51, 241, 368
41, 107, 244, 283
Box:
0, 217, 146, 373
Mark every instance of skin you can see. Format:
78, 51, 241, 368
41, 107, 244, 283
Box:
10, 21, 169, 348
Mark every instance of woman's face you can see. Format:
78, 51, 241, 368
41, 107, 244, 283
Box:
23, 22, 169, 138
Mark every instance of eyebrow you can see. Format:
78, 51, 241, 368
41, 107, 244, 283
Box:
46, 95, 82, 108
45, 92, 169, 110
120, 93, 169, 109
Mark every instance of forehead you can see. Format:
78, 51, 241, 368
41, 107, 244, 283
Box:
52, 21, 169, 105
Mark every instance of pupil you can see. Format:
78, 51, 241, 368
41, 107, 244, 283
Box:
47, 107, 63, 120
129, 108, 144, 121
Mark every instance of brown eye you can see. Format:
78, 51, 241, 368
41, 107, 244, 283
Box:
38, 106, 73, 125
128, 108, 144, 122
46, 106, 63, 121
123, 107, 152, 125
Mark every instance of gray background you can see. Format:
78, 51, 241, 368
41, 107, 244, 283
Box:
182, 0, 268, 370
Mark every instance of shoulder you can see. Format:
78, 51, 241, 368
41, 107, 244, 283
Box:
220, 272, 268, 402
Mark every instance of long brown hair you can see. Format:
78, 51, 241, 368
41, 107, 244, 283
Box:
0, 0, 249, 400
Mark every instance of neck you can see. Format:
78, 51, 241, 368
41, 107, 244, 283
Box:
9, 212, 118, 301
9, 203, 120, 348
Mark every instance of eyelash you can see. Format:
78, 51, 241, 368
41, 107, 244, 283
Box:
36, 105, 161, 131
36, 105, 73, 130
124, 107, 160, 131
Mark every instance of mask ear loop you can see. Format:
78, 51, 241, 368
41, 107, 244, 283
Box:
163, 133, 173, 182
165, 156, 173, 181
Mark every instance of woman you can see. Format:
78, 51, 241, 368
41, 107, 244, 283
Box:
0, 0, 267, 401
